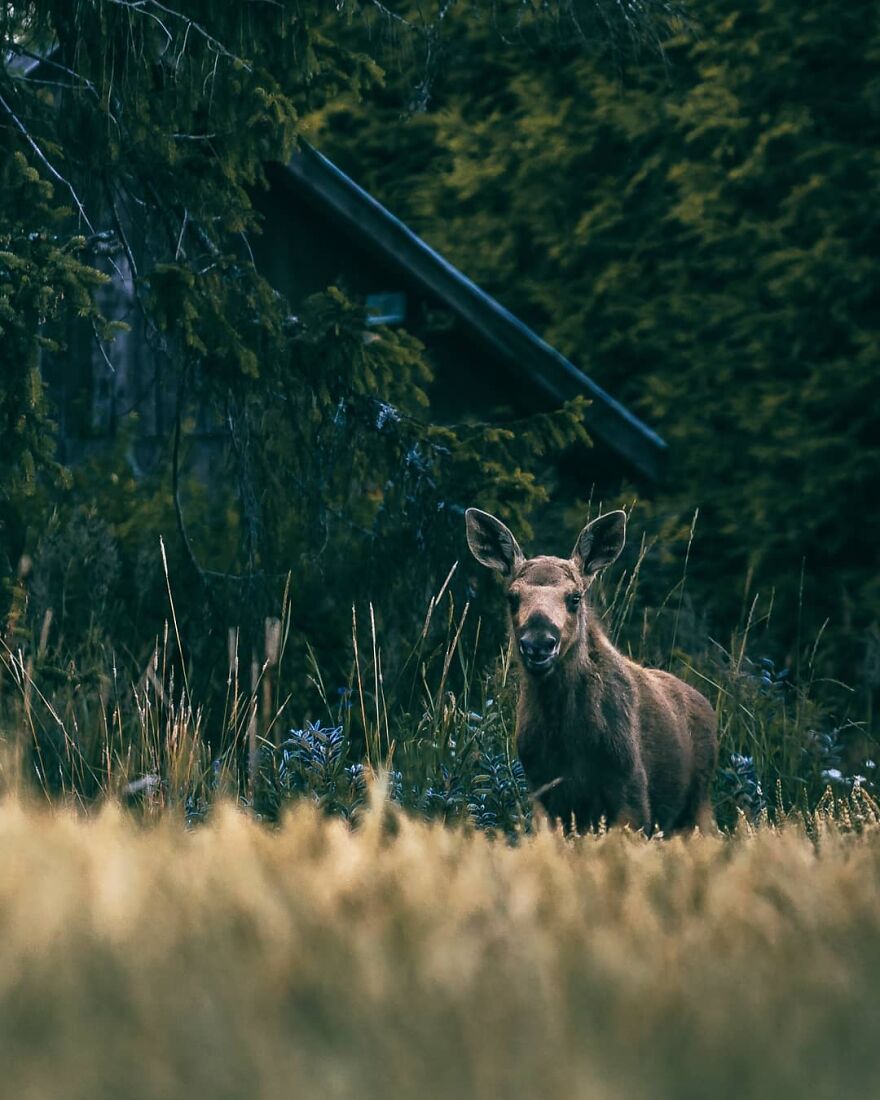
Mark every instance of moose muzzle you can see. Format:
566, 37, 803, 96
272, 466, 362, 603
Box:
518, 628, 560, 674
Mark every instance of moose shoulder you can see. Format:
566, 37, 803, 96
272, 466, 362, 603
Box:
465, 508, 717, 834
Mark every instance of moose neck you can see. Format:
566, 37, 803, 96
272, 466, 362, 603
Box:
514, 607, 634, 770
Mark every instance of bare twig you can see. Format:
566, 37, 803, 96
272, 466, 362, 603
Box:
174, 208, 189, 261
105, 0, 254, 72
91, 321, 117, 375
106, 0, 173, 52
365, 1, 415, 28
107, 184, 140, 281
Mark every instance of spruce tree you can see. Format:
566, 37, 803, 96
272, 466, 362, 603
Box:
1, 2, 610, 689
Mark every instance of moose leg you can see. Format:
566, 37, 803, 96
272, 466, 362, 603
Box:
612, 769, 651, 833
695, 800, 717, 835
673, 760, 718, 834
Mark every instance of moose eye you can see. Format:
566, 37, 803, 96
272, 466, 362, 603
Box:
567, 591, 582, 612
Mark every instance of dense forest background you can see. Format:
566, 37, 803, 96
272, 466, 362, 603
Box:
1, 0, 878, 806
311, 0, 880, 676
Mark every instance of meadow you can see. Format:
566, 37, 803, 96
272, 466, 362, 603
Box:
2, 793, 880, 1100
1, 554, 876, 1099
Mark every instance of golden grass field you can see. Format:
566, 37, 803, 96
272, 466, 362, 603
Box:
1, 794, 879, 1100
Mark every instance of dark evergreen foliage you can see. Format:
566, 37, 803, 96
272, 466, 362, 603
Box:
314, 0, 880, 689
0, 2, 593, 695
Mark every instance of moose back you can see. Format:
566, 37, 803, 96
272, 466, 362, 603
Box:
466, 508, 718, 833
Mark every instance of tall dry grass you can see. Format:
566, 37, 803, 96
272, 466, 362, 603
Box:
1, 793, 879, 1100
0, 540, 877, 1096
0, 537, 870, 826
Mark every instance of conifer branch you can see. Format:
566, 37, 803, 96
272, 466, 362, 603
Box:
0, 90, 95, 232
171, 377, 273, 588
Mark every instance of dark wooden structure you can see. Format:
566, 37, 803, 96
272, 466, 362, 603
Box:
254, 145, 666, 483
45, 137, 666, 484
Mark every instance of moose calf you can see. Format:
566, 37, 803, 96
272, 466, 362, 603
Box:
466, 508, 717, 833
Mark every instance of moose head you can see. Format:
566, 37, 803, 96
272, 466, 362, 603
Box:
465, 509, 626, 676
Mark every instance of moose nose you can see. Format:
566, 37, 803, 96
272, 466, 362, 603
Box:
519, 631, 559, 663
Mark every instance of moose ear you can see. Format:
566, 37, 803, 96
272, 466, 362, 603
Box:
465, 508, 524, 576
571, 511, 626, 576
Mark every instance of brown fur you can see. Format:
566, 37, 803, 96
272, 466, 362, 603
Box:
466, 509, 718, 834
